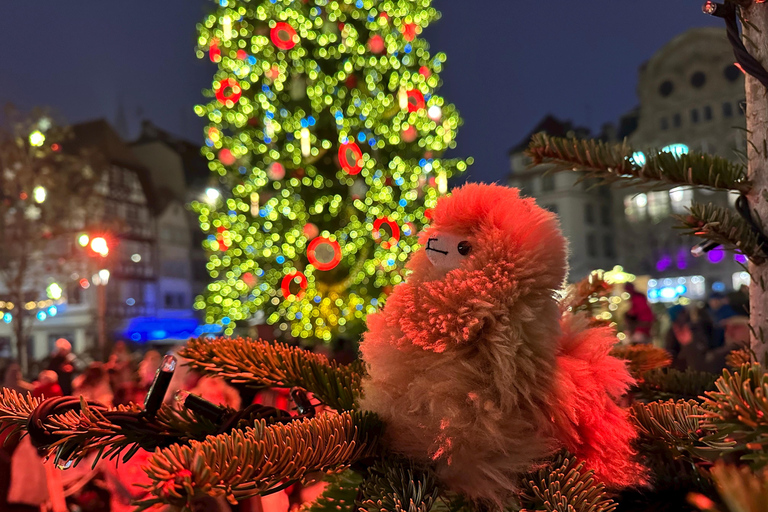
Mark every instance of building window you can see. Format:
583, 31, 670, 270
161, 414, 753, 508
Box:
691, 109, 700, 124
584, 204, 594, 224
669, 187, 693, 214
724, 64, 741, 82
624, 193, 648, 223
647, 190, 670, 220
604, 235, 615, 258
600, 204, 612, 226
690, 71, 707, 88
660, 117, 669, 130
587, 233, 597, 258
659, 80, 674, 97
673, 113, 681, 127
541, 174, 556, 192
723, 102, 733, 118
704, 105, 712, 121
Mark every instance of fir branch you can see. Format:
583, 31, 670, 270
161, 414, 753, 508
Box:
708, 463, 768, 512
726, 349, 753, 370
519, 454, 617, 512
0, 389, 222, 467
699, 364, 768, 468
678, 203, 766, 263
630, 400, 718, 462
560, 271, 613, 316
526, 133, 750, 192
636, 368, 719, 402
300, 471, 362, 512
358, 459, 440, 512
137, 411, 381, 511
180, 337, 364, 411
610, 345, 671, 380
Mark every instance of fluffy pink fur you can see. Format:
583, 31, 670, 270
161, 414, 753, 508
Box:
359, 183, 643, 507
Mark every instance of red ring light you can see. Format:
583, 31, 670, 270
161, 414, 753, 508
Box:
271, 22, 297, 50
215, 78, 242, 105
338, 142, 363, 175
406, 90, 425, 112
281, 272, 307, 300
307, 237, 342, 271
373, 218, 401, 249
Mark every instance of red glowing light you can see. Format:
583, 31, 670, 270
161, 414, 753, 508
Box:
51, 143, 61, 152
373, 218, 401, 249
218, 148, 236, 166
236, 49, 248, 60
281, 272, 307, 299
90, 237, 109, 257
406, 90, 425, 112
338, 142, 363, 175
271, 22, 297, 50
79, 278, 90, 289
209, 39, 221, 62
402, 23, 417, 41
368, 35, 385, 54
307, 237, 342, 271
215, 78, 242, 105
419, 66, 431, 78
401, 126, 417, 143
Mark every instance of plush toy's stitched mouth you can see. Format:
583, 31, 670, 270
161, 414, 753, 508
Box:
426, 238, 448, 255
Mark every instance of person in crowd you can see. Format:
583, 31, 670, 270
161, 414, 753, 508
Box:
106, 340, 135, 392
73, 362, 114, 407
707, 292, 738, 349
729, 284, 750, 317
624, 282, 655, 344
33, 370, 63, 399
664, 305, 707, 371
2, 362, 33, 394
47, 338, 76, 395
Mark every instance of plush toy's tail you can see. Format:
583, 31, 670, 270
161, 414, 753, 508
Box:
549, 313, 647, 488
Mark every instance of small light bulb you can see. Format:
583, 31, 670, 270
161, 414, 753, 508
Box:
205, 188, 220, 201
33, 186, 46, 203
427, 105, 442, 121
29, 131, 45, 147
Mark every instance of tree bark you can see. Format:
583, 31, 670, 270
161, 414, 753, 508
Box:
744, 2, 768, 361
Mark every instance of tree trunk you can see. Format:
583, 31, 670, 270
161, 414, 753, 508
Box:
745, 2, 768, 361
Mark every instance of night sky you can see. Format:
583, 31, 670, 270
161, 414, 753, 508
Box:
2, 1, 720, 184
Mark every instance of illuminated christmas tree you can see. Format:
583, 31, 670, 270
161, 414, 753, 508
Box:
193, 0, 470, 341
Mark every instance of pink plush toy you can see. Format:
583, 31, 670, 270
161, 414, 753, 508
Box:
360, 183, 643, 507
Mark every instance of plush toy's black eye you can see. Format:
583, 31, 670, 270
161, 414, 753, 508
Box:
457, 241, 472, 256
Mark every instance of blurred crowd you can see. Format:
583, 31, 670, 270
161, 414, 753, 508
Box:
0, 338, 351, 512
623, 283, 751, 372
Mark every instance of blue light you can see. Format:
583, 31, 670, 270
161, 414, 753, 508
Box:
276, 255, 285, 264
219, 0, 227, 5
222, 317, 231, 325
256, 269, 265, 276
712, 281, 726, 292
37, 311, 47, 321
150, 330, 167, 339
247, 56, 257, 65
368, 138, 376, 146
357, 132, 366, 142
355, 0, 363, 7
265, 111, 274, 119
295, 312, 303, 319
661, 143, 689, 157
239, 166, 247, 174
356, 304, 363, 311
205, 138, 214, 147
3, 313, 11, 323
314, 296, 322, 303
395, 177, 404, 186
419, 158, 427, 166
404, 44, 412, 53
263, 136, 272, 143
631, 151, 646, 166
308, 116, 316, 126
399, 199, 407, 207
387, 258, 395, 266
371, 298, 378, 305
300, 119, 309, 128
131, 333, 141, 341
47, 306, 57, 317
280, 109, 289, 117
126, 298, 135, 306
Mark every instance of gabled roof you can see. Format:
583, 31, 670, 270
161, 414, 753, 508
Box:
508, 114, 591, 155
68, 119, 158, 213
132, 120, 209, 190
